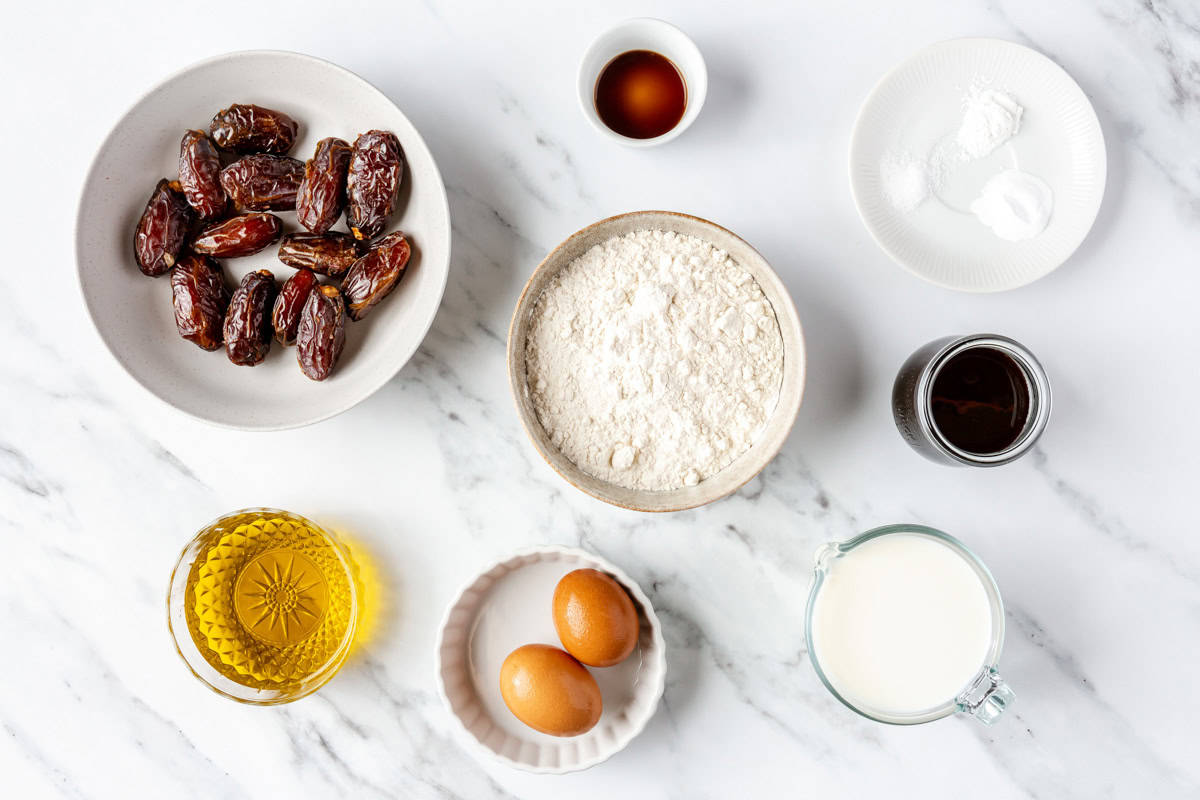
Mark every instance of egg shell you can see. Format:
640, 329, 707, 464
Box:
499, 644, 603, 737
552, 568, 639, 667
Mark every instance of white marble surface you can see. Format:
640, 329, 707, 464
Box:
3, 0, 1199, 797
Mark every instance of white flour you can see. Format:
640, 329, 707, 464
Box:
526, 229, 785, 491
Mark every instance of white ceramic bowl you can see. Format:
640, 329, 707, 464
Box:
436, 546, 666, 774
849, 38, 1105, 292
507, 211, 806, 512
577, 18, 708, 147
76, 50, 451, 430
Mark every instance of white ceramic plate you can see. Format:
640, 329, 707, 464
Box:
436, 546, 667, 774
850, 38, 1106, 292
507, 211, 805, 512
76, 50, 450, 430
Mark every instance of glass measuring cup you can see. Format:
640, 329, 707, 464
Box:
805, 524, 1014, 725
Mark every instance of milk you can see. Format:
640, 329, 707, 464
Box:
810, 533, 994, 716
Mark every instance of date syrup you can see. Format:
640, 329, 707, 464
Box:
929, 347, 1031, 455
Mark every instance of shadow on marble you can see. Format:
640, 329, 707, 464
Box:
672, 42, 752, 149
318, 515, 403, 668
1041, 79, 1128, 288
407, 177, 533, 377
647, 600, 706, 721
777, 271, 867, 449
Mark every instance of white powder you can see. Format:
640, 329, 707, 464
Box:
880, 150, 930, 213
970, 169, 1054, 241
880, 84, 1027, 218
525, 229, 785, 492
956, 88, 1023, 159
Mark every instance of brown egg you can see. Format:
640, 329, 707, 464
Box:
499, 644, 602, 737
552, 569, 639, 667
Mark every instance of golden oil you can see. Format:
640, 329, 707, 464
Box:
180, 510, 357, 693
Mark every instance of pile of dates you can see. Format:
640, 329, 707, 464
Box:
134, 103, 412, 381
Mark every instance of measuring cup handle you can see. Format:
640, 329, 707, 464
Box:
956, 667, 1015, 725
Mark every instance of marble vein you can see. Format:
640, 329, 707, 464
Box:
1030, 447, 1200, 585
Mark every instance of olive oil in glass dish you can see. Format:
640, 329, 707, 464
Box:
167, 508, 359, 704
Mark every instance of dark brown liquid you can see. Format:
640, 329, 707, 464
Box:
595, 50, 687, 139
930, 348, 1030, 455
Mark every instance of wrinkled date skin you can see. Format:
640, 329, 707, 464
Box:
209, 104, 299, 154
171, 254, 230, 351
342, 231, 411, 320
297, 137, 352, 234
346, 130, 404, 240
220, 155, 305, 211
134, 179, 193, 276
192, 213, 282, 258
296, 285, 347, 381
178, 130, 226, 219
223, 270, 278, 366
272, 267, 319, 346
277, 232, 361, 278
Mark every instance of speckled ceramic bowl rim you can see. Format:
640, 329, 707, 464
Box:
506, 210, 806, 512
434, 545, 667, 774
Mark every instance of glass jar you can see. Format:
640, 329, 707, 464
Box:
892, 333, 1051, 466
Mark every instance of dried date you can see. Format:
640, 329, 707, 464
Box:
171, 254, 230, 351
296, 285, 347, 381
209, 104, 298, 154
134, 179, 193, 276
272, 267, 319, 346
342, 231, 411, 320
219, 155, 305, 211
178, 130, 226, 219
223, 270, 277, 366
346, 130, 404, 241
277, 232, 361, 278
297, 137, 352, 234
192, 213, 282, 258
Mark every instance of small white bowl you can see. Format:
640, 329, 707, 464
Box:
577, 18, 708, 147
435, 546, 666, 774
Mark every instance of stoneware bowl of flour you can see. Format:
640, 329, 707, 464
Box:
507, 211, 805, 512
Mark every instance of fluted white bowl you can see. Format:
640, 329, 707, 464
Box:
435, 546, 666, 774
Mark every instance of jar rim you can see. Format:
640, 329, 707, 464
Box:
916, 335, 1052, 466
